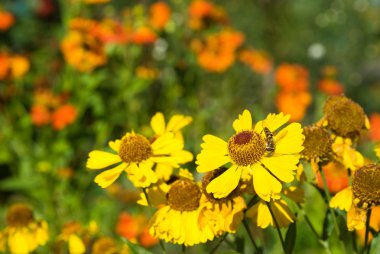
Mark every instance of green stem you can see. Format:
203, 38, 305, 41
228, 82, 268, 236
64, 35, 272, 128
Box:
209, 233, 228, 254
352, 230, 358, 254
266, 202, 286, 253
319, 164, 341, 236
363, 209, 372, 254
142, 188, 166, 253
242, 219, 259, 252
297, 204, 320, 240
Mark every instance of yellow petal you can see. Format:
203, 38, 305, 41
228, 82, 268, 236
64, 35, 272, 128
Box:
206, 165, 242, 198
254, 112, 290, 134
94, 163, 126, 188
330, 187, 352, 212
86, 151, 121, 169
256, 201, 272, 228
271, 200, 295, 227
260, 155, 299, 183
108, 139, 121, 152
196, 135, 229, 173
252, 163, 282, 201
68, 234, 85, 254
167, 115, 192, 132
151, 133, 182, 155
127, 161, 157, 187
151, 112, 166, 135
376, 144, 380, 159
347, 206, 366, 231
274, 123, 304, 154
8, 229, 35, 253
233, 109, 252, 132
200, 134, 228, 154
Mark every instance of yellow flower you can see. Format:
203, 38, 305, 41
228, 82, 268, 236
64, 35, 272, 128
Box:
57, 221, 96, 254
246, 199, 295, 228
330, 187, 353, 212
196, 109, 304, 201
149, 179, 216, 246
1, 204, 49, 254
87, 114, 193, 188
332, 137, 364, 171
375, 144, 380, 159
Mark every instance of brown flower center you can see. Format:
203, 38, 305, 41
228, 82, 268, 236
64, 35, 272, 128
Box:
118, 133, 152, 163
6, 204, 34, 227
323, 95, 366, 139
167, 179, 201, 211
92, 237, 117, 254
352, 164, 380, 208
228, 130, 265, 166
301, 125, 333, 163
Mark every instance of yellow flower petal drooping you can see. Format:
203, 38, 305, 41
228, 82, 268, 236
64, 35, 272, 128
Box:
0, 204, 49, 254
332, 137, 364, 171
196, 109, 304, 201
330, 187, 353, 212
87, 113, 193, 188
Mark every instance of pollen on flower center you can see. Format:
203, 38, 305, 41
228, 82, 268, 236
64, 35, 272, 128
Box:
228, 130, 265, 166
118, 133, 153, 163
352, 164, 380, 208
167, 179, 201, 211
6, 204, 34, 227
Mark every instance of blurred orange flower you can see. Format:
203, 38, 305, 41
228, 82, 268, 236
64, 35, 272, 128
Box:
0, 54, 10, 79
131, 27, 157, 45
61, 18, 107, 72
317, 79, 344, 95
316, 161, 349, 194
51, 104, 77, 130
276, 64, 309, 92
0, 53, 29, 80
192, 30, 244, 72
188, 0, 227, 30
91, 19, 129, 44
0, 10, 15, 31
116, 212, 158, 248
239, 49, 272, 74
149, 2, 171, 30
31, 105, 51, 126
276, 91, 312, 121
369, 113, 380, 141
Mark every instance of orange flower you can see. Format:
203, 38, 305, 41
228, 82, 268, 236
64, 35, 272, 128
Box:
61, 18, 107, 72
149, 2, 171, 30
31, 105, 51, 126
131, 27, 157, 45
0, 10, 15, 31
276, 91, 312, 121
276, 64, 309, 92
357, 206, 380, 244
116, 212, 158, 248
369, 113, 380, 141
316, 162, 349, 194
188, 0, 227, 30
51, 104, 77, 130
239, 49, 272, 74
91, 19, 129, 44
317, 79, 344, 95
189, 0, 213, 18
9, 55, 29, 79
193, 30, 244, 72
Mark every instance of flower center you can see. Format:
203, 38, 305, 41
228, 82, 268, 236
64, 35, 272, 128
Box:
167, 179, 201, 211
228, 130, 265, 166
6, 204, 34, 227
323, 95, 365, 139
301, 125, 333, 163
352, 164, 380, 208
118, 133, 153, 163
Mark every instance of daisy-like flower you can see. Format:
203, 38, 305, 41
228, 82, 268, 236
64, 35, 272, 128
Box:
149, 178, 216, 246
330, 163, 380, 230
196, 109, 304, 201
0, 204, 49, 254
322, 95, 369, 140
86, 113, 193, 188
246, 186, 303, 228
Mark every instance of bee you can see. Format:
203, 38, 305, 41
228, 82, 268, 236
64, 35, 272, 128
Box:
263, 127, 275, 155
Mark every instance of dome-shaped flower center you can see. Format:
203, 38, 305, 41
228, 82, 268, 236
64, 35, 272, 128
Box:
228, 130, 265, 166
323, 95, 365, 138
6, 204, 34, 227
167, 179, 201, 211
301, 125, 333, 163
118, 133, 152, 163
352, 164, 380, 208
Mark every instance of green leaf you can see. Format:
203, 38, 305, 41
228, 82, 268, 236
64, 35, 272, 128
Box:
122, 238, 154, 254
284, 222, 297, 254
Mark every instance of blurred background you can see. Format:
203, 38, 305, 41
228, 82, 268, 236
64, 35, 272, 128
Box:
0, 0, 380, 253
